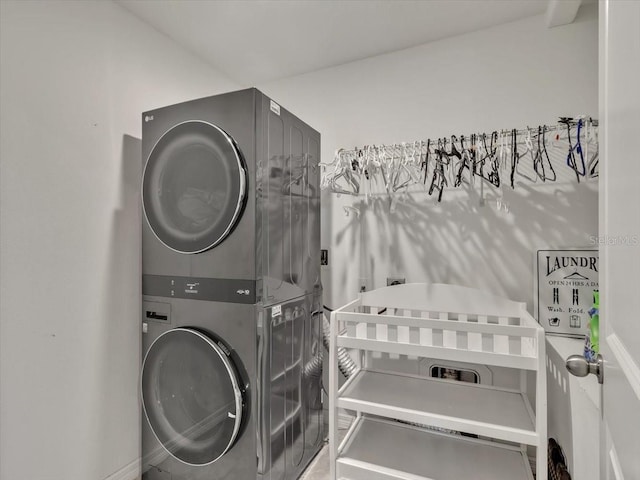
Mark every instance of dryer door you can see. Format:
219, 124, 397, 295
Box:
143, 121, 247, 254
141, 328, 244, 466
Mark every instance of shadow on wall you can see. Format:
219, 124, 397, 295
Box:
91, 134, 142, 476
333, 179, 597, 311
333, 196, 366, 300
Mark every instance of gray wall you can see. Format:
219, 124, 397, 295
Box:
0, 2, 599, 479
259, 5, 599, 311
0, 2, 239, 479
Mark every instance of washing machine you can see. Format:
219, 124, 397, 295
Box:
140, 89, 324, 480
141, 294, 324, 480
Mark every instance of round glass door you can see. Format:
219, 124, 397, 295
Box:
141, 328, 244, 466
142, 121, 247, 254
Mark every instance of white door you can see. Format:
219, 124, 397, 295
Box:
599, 1, 640, 478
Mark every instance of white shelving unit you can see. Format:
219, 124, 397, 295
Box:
329, 283, 547, 480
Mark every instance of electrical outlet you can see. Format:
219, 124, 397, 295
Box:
320, 249, 328, 266
387, 277, 406, 286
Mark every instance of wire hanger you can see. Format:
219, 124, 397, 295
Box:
574, 118, 587, 177
454, 135, 473, 187
509, 129, 518, 188
586, 119, 599, 178
515, 127, 538, 183
422, 139, 431, 184
561, 117, 586, 182
428, 138, 448, 202
498, 130, 510, 179
532, 125, 556, 182
475, 132, 500, 187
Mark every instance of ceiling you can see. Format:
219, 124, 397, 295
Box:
116, 0, 551, 86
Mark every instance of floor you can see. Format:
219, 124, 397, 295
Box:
299, 442, 330, 480
300, 424, 348, 480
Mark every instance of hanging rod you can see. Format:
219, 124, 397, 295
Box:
334, 118, 597, 156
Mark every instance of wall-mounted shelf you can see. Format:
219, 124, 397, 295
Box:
329, 283, 547, 480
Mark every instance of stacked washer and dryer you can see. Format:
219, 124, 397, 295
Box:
140, 88, 324, 480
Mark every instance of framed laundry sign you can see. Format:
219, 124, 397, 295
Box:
534, 248, 599, 337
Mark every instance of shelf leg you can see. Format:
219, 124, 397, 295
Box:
329, 311, 338, 480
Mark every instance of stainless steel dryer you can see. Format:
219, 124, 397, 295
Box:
140, 89, 323, 480
142, 88, 321, 304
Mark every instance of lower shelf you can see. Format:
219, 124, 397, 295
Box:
337, 417, 534, 480
338, 369, 536, 444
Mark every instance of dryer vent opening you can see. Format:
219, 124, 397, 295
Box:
429, 366, 479, 384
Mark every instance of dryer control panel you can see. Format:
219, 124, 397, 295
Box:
143, 275, 256, 304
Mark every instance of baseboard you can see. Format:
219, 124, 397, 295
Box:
143, 443, 170, 469
103, 458, 141, 480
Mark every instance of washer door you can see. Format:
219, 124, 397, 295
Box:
143, 121, 247, 254
141, 328, 244, 466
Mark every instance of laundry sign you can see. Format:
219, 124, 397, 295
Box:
534, 249, 599, 337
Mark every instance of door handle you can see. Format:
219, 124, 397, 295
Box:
565, 354, 604, 384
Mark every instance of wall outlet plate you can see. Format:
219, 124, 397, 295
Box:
387, 277, 406, 286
